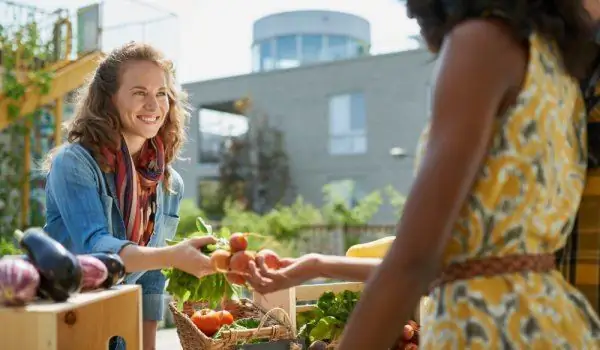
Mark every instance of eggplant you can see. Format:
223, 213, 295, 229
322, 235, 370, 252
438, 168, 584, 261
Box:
0, 257, 40, 306
14, 228, 83, 302
77, 255, 109, 290
87, 253, 126, 288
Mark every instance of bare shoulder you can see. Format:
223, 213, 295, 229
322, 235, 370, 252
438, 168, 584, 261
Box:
443, 18, 528, 84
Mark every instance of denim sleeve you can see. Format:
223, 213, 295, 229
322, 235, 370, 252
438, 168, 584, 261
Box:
135, 270, 166, 321
47, 147, 132, 254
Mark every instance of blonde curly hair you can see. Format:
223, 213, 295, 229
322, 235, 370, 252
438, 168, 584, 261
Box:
46, 41, 189, 186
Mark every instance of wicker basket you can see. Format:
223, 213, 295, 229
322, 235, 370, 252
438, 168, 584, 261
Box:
169, 298, 301, 350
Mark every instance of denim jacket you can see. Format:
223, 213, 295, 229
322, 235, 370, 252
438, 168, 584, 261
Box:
43, 142, 182, 322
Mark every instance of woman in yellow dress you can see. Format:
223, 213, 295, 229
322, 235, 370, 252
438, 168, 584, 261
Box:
247, 1, 600, 348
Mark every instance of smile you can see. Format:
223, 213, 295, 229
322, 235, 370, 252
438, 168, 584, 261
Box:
137, 115, 160, 124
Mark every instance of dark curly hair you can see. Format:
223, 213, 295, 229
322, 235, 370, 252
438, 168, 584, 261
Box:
406, 0, 598, 79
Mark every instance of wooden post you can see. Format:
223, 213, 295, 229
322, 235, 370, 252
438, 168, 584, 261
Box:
54, 97, 63, 146
21, 117, 31, 227
253, 288, 297, 330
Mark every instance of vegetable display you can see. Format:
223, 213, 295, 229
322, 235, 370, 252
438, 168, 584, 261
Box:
87, 252, 126, 288
0, 227, 129, 306
77, 255, 109, 291
299, 290, 421, 349
187, 305, 265, 345
163, 216, 283, 309
0, 258, 40, 305
298, 290, 360, 344
15, 227, 83, 302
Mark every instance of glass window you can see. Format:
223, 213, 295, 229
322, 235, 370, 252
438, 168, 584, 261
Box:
301, 34, 323, 63
252, 44, 261, 72
198, 108, 249, 164
350, 92, 365, 131
328, 92, 366, 155
275, 35, 300, 69
326, 35, 349, 61
260, 40, 274, 71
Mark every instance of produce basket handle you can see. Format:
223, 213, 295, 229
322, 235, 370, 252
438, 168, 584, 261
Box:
254, 307, 297, 339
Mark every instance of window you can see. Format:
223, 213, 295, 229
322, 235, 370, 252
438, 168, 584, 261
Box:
328, 92, 366, 155
301, 34, 323, 63
260, 40, 275, 71
252, 44, 261, 72
275, 35, 300, 69
198, 108, 248, 164
326, 35, 349, 61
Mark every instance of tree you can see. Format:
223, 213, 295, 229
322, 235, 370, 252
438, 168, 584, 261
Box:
214, 100, 292, 216
249, 112, 292, 214
0, 16, 54, 241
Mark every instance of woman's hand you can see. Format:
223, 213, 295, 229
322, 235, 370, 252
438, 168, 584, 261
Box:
169, 236, 217, 278
245, 254, 321, 294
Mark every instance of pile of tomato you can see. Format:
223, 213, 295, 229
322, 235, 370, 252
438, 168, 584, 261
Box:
190, 308, 235, 337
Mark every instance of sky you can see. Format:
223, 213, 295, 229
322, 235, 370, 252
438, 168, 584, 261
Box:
21, 0, 421, 83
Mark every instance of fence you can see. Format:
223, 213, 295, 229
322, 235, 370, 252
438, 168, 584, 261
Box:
209, 222, 396, 256
294, 224, 396, 256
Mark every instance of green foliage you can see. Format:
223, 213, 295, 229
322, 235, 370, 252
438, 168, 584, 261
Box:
163, 225, 243, 309
321, 180, 382, 226
0, 236, 21, 256
386, 185, 407, 218
179, 180, 406, 257
175, 199, 207, 240
0, 17, 54, 245
297, 290, 361, 342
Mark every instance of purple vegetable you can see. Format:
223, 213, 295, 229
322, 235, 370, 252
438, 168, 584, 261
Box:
0, 258, 40, 306
76, 255, 109, 290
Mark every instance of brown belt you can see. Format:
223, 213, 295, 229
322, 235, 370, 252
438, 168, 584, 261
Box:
429, 253, 556, 292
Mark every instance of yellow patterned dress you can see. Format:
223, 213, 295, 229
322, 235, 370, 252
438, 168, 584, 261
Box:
415, 32, 600, 349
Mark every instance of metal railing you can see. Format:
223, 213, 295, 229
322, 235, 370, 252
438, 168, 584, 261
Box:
0, 0, 73, 69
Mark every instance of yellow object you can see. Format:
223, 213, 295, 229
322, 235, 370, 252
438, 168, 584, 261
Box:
345, 236, 395, 258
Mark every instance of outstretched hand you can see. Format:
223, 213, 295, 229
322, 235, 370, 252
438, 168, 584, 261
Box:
245, 254, 321, 294
170, 236, 217, 278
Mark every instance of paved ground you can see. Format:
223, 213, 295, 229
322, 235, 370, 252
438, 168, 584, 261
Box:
156, 328, 183, 350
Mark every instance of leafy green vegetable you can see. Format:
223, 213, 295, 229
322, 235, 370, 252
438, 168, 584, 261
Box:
297, 289, 361, 342
196, 216, 212, 234
162, 220, 242, 310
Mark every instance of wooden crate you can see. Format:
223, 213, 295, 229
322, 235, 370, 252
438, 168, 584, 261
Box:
253, 281, 429, 329
0, 284, 142, 350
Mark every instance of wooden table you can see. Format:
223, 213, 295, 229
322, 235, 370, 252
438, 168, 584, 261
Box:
0, 284, 142, 350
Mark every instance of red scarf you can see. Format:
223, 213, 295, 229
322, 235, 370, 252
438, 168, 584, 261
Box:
102, 136, 165, 246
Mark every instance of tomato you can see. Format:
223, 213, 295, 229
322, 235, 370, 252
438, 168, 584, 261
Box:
190, 309, 221, 336
216, 310, 234, 325
403, 324, 415, 341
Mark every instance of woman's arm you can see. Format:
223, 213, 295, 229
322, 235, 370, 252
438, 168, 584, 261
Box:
337, 19, 527, 350
246, 254, 381, 293
318, 255, 381, 282
47, 147, 215, 277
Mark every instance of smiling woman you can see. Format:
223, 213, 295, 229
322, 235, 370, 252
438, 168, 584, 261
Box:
41, 42, 218, 350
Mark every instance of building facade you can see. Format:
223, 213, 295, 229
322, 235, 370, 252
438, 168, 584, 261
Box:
176, 10, 435, 223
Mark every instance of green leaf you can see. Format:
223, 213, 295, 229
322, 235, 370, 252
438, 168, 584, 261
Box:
182, 290, 191, 302
165, 238, 180, 246
196, 216, 211, 234
309, 316, 342, 342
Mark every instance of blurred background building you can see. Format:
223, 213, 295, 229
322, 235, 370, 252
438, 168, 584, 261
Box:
176, 9, 434, 223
